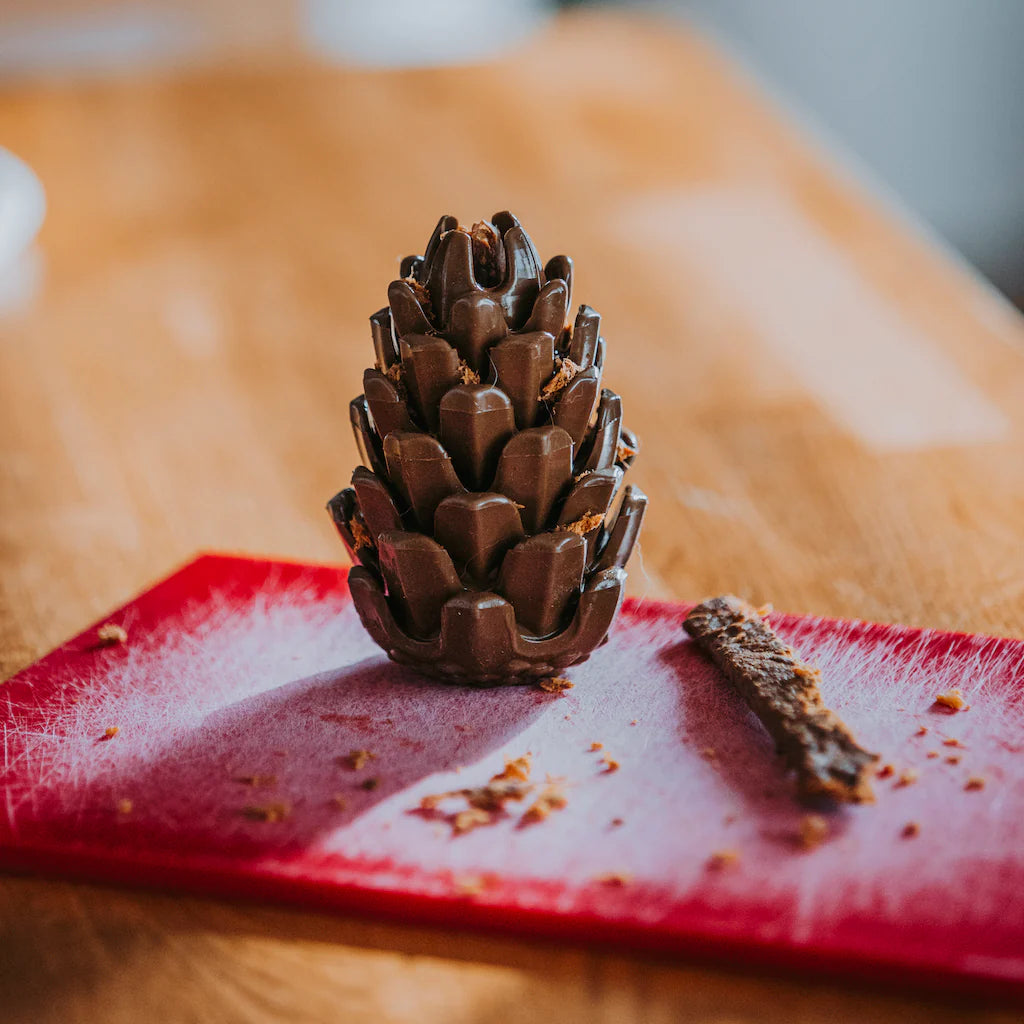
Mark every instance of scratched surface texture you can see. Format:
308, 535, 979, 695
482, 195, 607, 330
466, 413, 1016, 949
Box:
4, 554, 1024, 998
1, 8, 1023, 1023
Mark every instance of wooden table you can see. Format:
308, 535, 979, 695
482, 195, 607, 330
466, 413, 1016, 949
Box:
2, 9, 1022, 1022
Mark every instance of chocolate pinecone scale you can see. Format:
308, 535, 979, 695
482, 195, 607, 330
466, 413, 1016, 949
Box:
328, 212, 646, 684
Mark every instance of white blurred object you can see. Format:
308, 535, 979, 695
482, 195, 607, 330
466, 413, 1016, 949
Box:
0, 148, 45, 270
302, 0, 551, 67
0, 149, 45, 315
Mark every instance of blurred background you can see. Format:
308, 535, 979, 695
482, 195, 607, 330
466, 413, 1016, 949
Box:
2, 0, 1023, 305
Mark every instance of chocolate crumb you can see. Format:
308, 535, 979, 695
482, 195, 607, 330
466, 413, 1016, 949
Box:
116, 798, 133, 815
341, 749, 377, 770
707, 849, 740, 870
469, 221, 503, 286
330, 795, 348, 810
965, 776, 986, 791
349, 517, 374, 552
616, 440, 638, 464
877, 764, 895, 779
945, 755, 961, 765
537, 676, 573, 694
926, 751, 939, 759
610, 817, 624, 828
589, 741, 604, 752
799, 814, 829, 849
102, 726, 120, 740
540, 357, 581, 402
701, 747, 718, 760
452, 808, 492, 834
902, 821, 921, 838
491, 754, 531, 783
243, 802, 290, 822
916, 726, 929, 736
942, 737, 964, 747
360, 777, 380, 791
595, 871, 632, 887
97, 623, 128, 646
559, 511, 605, 537
522, 785, 568, 824
420, 780, 532, 814
600, 756, 620, 774
405, 277, 430, 307
895, 769, 919, 787
934, 690, 966, 711
458, 360, 481, 386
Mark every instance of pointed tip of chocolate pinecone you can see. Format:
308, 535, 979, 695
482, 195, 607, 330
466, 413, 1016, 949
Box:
330, 213, 646, 684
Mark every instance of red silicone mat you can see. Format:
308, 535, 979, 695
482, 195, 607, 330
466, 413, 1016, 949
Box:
2, 554, 1023, 996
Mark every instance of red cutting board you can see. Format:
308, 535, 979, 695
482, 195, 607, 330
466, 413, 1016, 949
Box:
2, 554, 1023, 997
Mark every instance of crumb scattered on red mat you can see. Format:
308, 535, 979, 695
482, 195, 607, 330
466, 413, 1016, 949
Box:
452, 808, 492, 834
896, 769, 919, 787
877, 763, 894, 779
233, 774, 276, 787
341, 749, 377, 770
916, 725, 928, 736
595, 871, 632, 887
537, 676, 573, 694
97, 623, 127, 646
965, 776, 986, 791
420, 781, 532, 815
600, 756, 620, 774
926, 751, 939, 759
934, 690, 966, 711
522, 785, 567, 824
454, 874, 486, 896
902, 821, 921, 838
946, 755, 961, 765
102, 726, 119, 740
707, 850, 740, 870
116, 798, 133, 815
243, 802, 290, 822
610, 817, 624, 828
701, 747, 717, 760
491, 754, 532, 783
589, 741, 603, 752
360, 777, 380, 791
330, 794, 348, 810
942, 737, 964, 747
799, 814, 829, 849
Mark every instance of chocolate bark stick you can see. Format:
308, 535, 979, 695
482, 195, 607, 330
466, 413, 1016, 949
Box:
683, 595, 877, 803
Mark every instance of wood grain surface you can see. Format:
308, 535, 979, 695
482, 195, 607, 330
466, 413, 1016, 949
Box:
1, 9, 1022, 1022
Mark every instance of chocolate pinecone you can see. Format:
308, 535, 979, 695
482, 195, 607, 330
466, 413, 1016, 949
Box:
328, 212, 647, 684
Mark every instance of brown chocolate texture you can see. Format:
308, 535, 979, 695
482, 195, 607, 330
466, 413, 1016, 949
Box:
683, 596, 877, 803
328, 213, 646, 683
